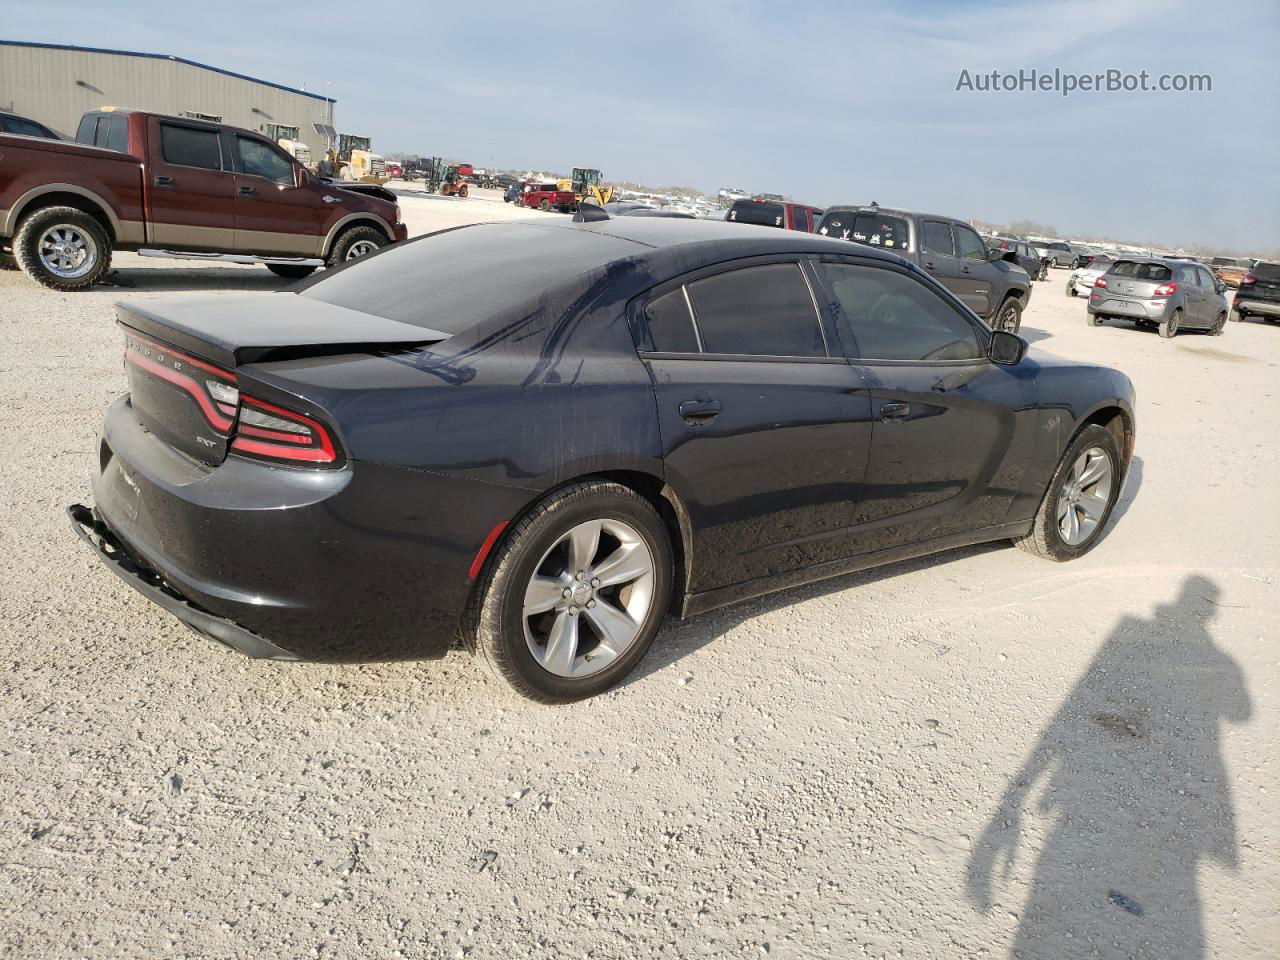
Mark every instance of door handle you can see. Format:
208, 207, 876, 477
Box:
923, 260, 936, 270
153, 175, 174, 188
238, 185, 257, 197
678, 399, 721, 424
879, 402, 911, 423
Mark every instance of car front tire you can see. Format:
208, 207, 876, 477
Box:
1014, 424, 1123, 562
462, 480, 673, 703
326, 225, 389, 267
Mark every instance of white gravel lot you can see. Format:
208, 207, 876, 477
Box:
1, 188, 1277, 959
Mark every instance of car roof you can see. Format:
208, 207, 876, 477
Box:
554, 214, 907, 264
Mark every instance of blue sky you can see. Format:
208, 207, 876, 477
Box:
7, 0, 1278, 251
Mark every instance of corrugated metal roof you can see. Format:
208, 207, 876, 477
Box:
0, 39, 336, 103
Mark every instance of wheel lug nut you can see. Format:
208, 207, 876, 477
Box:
576, 571, 585, 580
587, 600, 596, 609
590, 578, 600, 588
562, 587, 573, 599
568, 605, 578, 615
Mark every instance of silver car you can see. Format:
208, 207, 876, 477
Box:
1067, 255, 1117, 296
1087, 258, 1229, 338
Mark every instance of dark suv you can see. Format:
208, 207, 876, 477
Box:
817, 205, 1032, 332
1232, 261, 1280, 324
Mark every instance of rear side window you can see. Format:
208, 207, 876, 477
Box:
642, 289, 699, 353
818, 211, 909, 251
76, 114, 97, 144
728, 200, 785, 228
2, 116, 52, 138
1111, 260, 1172, 282
921, 221, 954, 256
820, 262, 982, 363
104, 116, 128, 152
160, 123, 222, 170
686, 263, 824, 357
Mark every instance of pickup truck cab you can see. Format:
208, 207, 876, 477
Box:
1, 108, 408, 290
817, 204, 1032, 332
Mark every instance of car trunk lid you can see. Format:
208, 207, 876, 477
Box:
1105, 260, 1173, 299
115, 294, 447, 466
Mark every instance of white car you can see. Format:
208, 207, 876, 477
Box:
1067, 255, 1118, 297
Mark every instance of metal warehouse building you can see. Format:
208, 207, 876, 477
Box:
0, 40, 335, 157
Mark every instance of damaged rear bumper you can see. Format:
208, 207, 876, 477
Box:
67, 503, 301, 661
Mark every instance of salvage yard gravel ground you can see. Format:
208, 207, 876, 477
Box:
1, 188, 1276, 959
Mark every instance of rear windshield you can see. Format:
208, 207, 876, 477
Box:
727, 200, 786, 228
1253, 262, 1280, 281
1210, 257, 1244, 267
816, 211, 910, 251
1110, 260, 1172, 282
1086, 257, 1114, 270
298, 223, 641, 332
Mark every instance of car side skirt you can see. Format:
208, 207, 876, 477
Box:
678, 520, 1033, 619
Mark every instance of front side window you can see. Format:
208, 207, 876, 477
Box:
160, 123, 222, 170
1197, 267, 1217, 289
685, 263, 825, 357
820, 262, 982, 363
955, 225, 988, 262
238, 136, 294, 184
921, 221, 954, 256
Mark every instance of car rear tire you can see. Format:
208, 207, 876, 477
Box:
1229, 307, 1244, 322
13, 206, 112, 291
1159, 309, 1181, 339
326, 225, 388, 267
1088, 313, 1105, 326
1014, 424, 1122, 562
266, 264, 318, 280
992, 296, 1022, 334
462, 480, 673, 703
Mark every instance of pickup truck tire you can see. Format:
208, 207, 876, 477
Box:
267, 264, 318, 280
13, 206, 111, 291
991, 296, 1022, 334
326, 225, 388, 267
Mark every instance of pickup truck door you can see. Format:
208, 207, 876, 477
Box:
952, 223, 999, 318
228, 133, 329, 257
920, 220, 993, 317
145, 117, 235, 250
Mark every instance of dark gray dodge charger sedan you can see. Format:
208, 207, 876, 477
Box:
70, 213, 1136, 702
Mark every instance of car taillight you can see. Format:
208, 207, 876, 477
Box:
1094, 277, 1107, 288
124, 331, 239, 430
1152, 283, 1177, 296
230, 395, 339, 466
1241, 274, 1256, 286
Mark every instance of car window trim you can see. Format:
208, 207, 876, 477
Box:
810, 254, 993, 366
630, 254, 834, 361
158, 119, 227, 173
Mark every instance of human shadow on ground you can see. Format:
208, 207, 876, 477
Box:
966, 575, 1250, 960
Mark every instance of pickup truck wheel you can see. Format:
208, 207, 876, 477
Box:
266, 264, 318, 280
14, 207, 111, 291
326, 225, 388, 267
992, 297, 1022, 334
539, 199, 551, 211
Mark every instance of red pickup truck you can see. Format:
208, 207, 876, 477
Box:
516, 182, 577, 213
0, 108, 408, 290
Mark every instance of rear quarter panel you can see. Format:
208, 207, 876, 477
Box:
0, 135, 144, 241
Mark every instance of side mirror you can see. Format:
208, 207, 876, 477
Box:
987, 247, 1002, 262
989, 329, 1027, 365
1216, 281, 1227, 294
